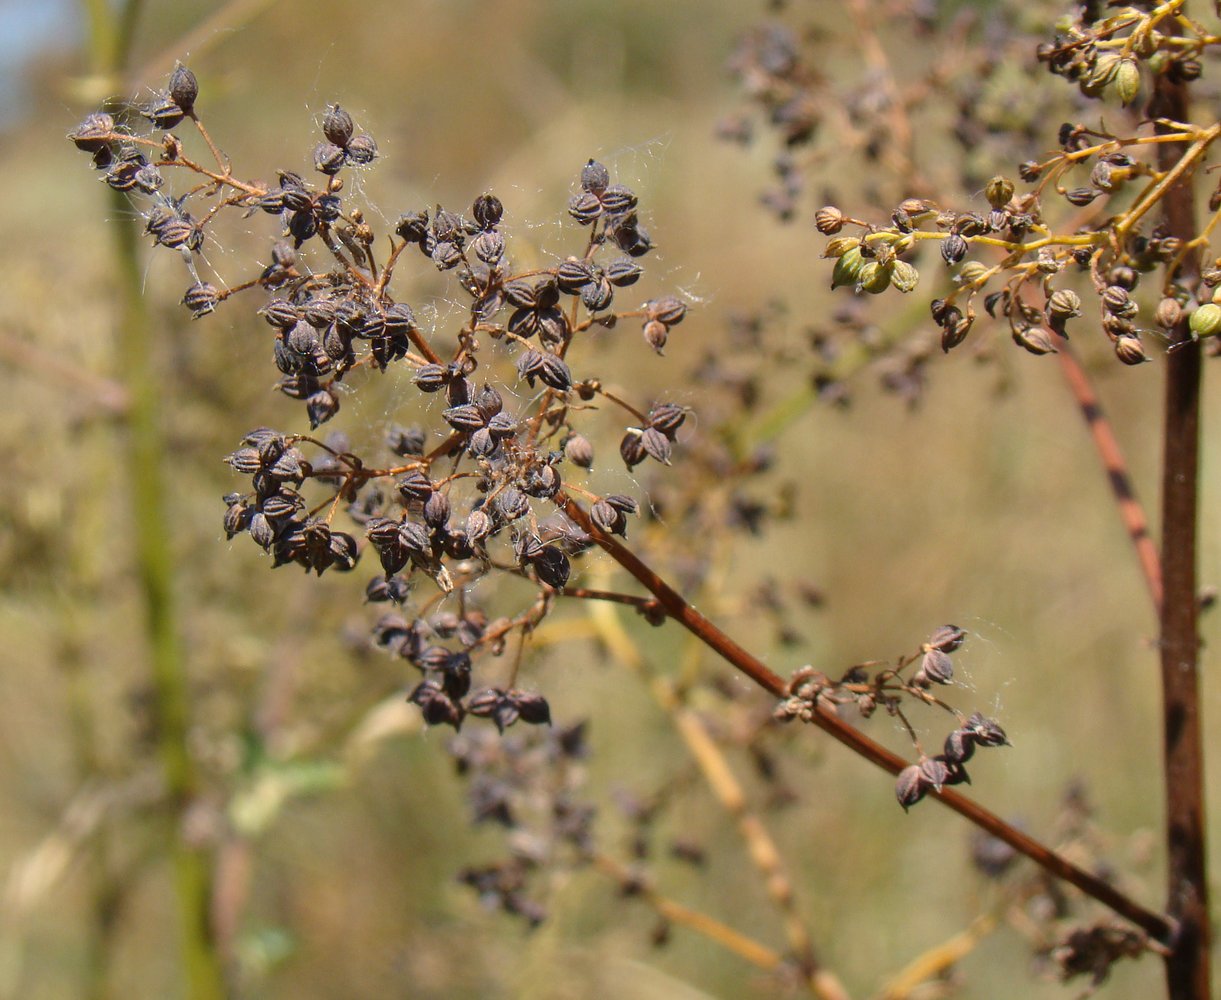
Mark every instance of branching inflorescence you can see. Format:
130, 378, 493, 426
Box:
69, 66, 702, 738
67, 62, 1004, 783
806, 4, 1221, 368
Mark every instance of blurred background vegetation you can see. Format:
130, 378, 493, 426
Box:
3, 0, 1220, 997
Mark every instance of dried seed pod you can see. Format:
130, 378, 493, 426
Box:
466, 509, 493, 542
620, 431, 647, 469
814, 205, 844, 234
648, 403, 686, 437
512, 691, 552, 726
522, 464, 560, 499
306, 387, 339, 427
556, 257, 593, 293
168, 63, 198, 113
564, 434, 594, 469
1155, 297, 1183, 330
943, 729, 976, 764
606, 257, 643, 287
1046, 289, 1082, 322
600, 184, 637, 216
486, 412, 518, 439
443, 404, 486, 432
581, 159, 610, 195
895, 765, 926, 811
472, 230, 505, 264
581, 278, 614, 312
1012, 326, 1056, 355
145, 96, 185, 130
399, 521, 431, 555
472, 193, 503, 229
641, 427, 672, 465
345, 133, 378, 164
532, 546, 571, 588
497, 488, 529, 521
322, 104, 354, 147
941, 234, 968, 266
642, 319, 668, 353
536, 354, 573, 391
1064, 187, 1100, 207
396, 470, 433, 503
182, 282, 220, 317
1114, 334, 1149, 365
1101, 285, 1132, 316
423, 491, 451, 528
69, 112, 115, 152
918, 756, 951, 790
396, 210, 430, 243
917, 648, 953, 685
313, 142, 346, 175
926, 624, 966, 652
591, 499, 626, 536
414, 364, 448, 392
647, 296, 687, 326
568, 191, 602, 224
966, 712, 1009, 747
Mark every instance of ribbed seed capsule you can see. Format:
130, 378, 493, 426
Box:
322, 104, 354, 147
1189, 303, 1221, 339
168, 63, 198, 112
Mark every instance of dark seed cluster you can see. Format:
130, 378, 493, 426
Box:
69, 67, 696, 733
774, 625, 1010, 810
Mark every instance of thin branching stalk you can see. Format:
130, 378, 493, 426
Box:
1052, 335, 1163, 610
561, 495, 1174, 943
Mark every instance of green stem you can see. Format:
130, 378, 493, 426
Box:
111, 189, 225, 1000
81, 0, 226, 993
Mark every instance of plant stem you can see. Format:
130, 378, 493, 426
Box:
1150, 73, 1211, 1000
111, 190, 226, 1000
560, 495, 1173, 943
1053, 336, 1163, 610
81, 0, 226, 993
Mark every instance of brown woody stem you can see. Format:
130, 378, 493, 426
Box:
1150, 72, 1211, 1000
560, 495, 1173, 942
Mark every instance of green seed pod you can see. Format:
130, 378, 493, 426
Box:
857, 261, 891, 295
831, 246, 865, 289
822, 237, 860, 259
1083, 53, 1120, 97
890, 260, 919, 294
1111, 58, 1141, 106
1189, 302, 1221, 339
985, 176, 1015, 210
957, 261, 990, 286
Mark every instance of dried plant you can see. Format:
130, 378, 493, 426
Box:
53, 1, 1221, 998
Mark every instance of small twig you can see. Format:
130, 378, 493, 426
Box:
590, 853, 787, 973
560, 494, 1174, 944
1051, 331, 1162, 611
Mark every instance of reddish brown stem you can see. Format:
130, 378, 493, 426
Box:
560, 494, 1173, 943
1053, 334, 1163, 611
1150, 73, 1211, 1000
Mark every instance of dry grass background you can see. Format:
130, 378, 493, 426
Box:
2, 1, 1220, 997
